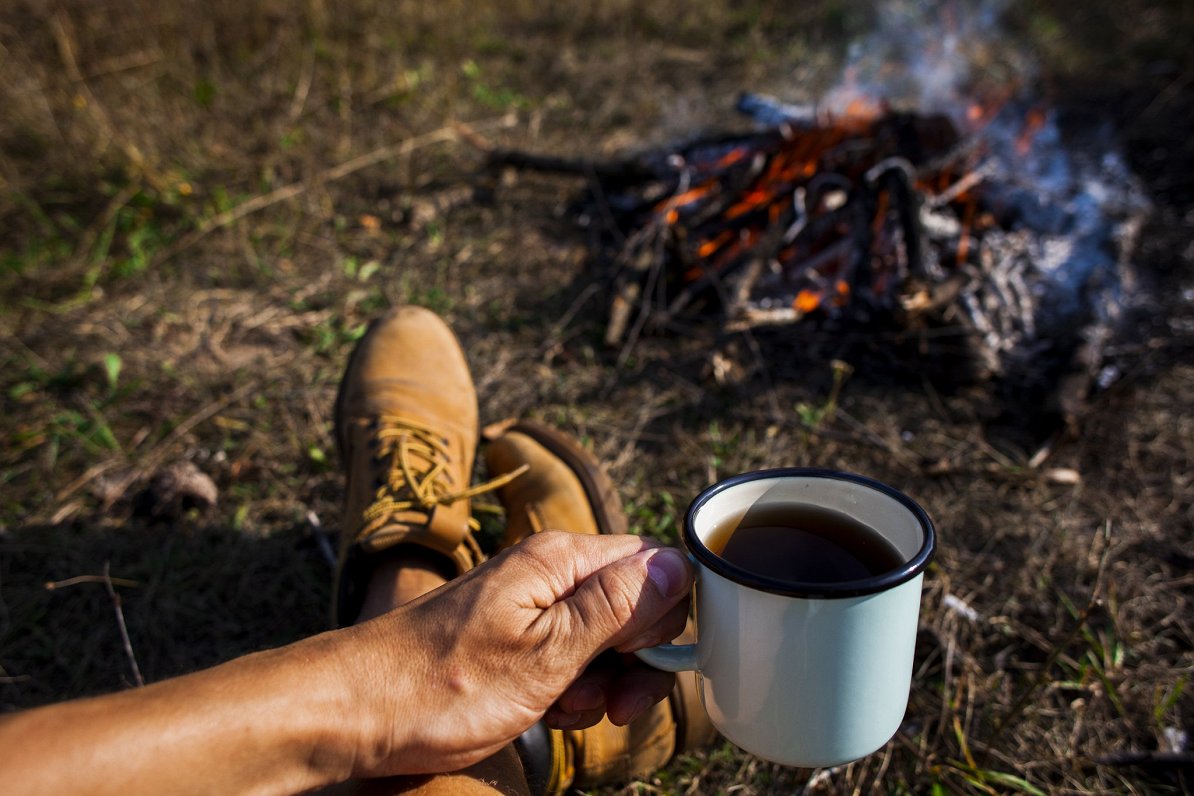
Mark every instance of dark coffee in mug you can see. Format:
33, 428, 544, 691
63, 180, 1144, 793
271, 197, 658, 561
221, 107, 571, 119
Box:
705, 503, 904, 583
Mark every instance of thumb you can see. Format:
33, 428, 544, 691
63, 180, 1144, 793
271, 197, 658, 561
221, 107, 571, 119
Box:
552, 546, 692, 658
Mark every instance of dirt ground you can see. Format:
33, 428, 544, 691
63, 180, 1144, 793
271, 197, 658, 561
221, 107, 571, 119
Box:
2, 1, 1192, 793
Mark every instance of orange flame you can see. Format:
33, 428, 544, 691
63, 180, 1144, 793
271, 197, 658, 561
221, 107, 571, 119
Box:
658, 183, 715, 225
697, 230, 734, 258
713, 148, 749, 170
833, 280, 850, 307
726, 188, 775, 220
794, 289, 822, 314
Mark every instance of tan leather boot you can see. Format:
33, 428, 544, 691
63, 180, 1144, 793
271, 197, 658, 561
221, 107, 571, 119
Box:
332, 306, 523, 626
483, 420, 628, 544
484, 420, 718, 795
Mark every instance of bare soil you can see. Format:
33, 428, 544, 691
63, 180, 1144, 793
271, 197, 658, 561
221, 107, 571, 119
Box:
2, 1, 1192, 793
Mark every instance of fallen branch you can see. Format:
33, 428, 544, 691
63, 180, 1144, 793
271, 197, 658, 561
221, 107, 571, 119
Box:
484, 148, 659, 183
152, 114, 518, 268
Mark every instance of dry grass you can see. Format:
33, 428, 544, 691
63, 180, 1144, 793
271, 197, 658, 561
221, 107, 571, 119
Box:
2, 1, 1192, 793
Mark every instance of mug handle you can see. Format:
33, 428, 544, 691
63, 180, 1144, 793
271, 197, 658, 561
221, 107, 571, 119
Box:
634, 642, 698, 672
634, 549, 700, 672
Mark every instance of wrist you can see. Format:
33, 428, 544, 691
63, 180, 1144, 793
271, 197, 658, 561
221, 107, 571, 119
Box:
271, 629, 373, 789
191, 630, 373, 792
327, 611, 421, 779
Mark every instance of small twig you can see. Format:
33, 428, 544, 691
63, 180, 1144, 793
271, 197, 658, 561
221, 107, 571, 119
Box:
928, 162, 994, 208
307, 511, 337, 571
287, 45, 316, 121
84, 47, 163, 80
45, 574, 139, 590
103, 561, 144, 687
1026, 437, 1054, 469
452, 120, 498, 153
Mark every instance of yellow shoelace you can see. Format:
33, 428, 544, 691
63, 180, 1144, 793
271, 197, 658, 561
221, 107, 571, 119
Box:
360, 414, 527, 536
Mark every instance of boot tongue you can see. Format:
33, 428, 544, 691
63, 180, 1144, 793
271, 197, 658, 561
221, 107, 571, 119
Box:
421, 504, 471, 557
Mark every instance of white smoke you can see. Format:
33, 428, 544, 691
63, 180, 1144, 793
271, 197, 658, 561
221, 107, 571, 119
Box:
822, 0, 1150, 386
821, 0, 1021, 121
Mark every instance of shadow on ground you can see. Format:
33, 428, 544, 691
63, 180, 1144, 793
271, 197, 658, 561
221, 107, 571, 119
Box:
0, 520, 330, 710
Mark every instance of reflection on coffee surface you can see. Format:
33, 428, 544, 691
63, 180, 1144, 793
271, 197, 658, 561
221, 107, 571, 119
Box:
705, 504, 904, 583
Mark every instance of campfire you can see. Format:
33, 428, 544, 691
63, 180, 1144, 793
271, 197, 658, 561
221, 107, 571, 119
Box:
489, 88, 1146, 439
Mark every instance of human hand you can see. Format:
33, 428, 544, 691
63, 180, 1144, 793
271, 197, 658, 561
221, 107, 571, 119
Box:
338, 532, 692, 779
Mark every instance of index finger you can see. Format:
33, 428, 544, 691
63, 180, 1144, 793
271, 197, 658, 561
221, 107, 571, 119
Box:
502, 531, 667, 604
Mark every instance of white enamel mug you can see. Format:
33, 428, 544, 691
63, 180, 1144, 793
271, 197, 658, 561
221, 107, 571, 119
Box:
636, 468, 936, 768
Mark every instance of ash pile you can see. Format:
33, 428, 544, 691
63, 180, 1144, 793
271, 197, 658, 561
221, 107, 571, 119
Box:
494, 92, 1149, 440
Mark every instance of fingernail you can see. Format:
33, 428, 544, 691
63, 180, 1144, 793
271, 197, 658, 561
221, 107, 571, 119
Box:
646, 548, 688, 598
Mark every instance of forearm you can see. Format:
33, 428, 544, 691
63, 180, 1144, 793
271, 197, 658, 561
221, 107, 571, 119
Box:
0, 629, 369, 795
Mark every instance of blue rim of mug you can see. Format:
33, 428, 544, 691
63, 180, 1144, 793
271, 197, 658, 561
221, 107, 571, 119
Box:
684, 467, 937, 599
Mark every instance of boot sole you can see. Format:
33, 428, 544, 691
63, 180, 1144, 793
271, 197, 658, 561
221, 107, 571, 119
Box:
497, 420, 629, 537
